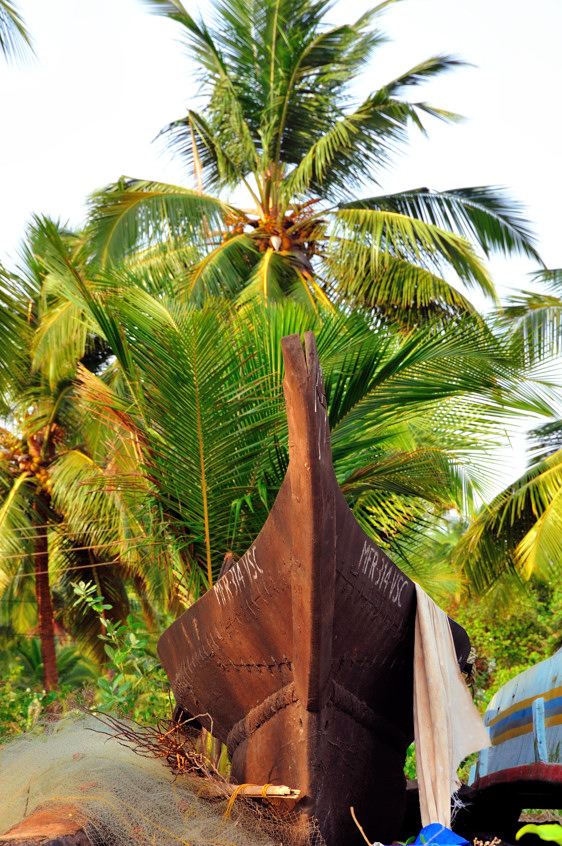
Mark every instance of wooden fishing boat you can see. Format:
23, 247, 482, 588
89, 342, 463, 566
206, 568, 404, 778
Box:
157, 332, 471, 846
468, 648, 562, 840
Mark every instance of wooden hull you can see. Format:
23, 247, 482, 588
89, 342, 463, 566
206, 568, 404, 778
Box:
158, 332, 469, 846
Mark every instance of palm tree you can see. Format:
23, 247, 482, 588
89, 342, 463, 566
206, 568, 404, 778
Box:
39, 217, 554, 596
0, 264, 61, 691
0, 1, 32, 63
86, 0, 541, 324
0, 220, 173, 690
452, 269, 562, 595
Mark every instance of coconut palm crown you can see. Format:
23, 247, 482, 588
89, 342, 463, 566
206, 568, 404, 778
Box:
88, 0, 541, 324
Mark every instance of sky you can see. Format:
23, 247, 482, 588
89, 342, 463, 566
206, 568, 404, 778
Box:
1, 0, 562, 486
2, 0, 562, 278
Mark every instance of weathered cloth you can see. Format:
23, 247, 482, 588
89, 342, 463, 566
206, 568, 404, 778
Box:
414, 584, 490, 827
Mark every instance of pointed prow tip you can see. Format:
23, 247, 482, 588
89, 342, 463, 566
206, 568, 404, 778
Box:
281, 331, 332, 471
281, 331, 320, 387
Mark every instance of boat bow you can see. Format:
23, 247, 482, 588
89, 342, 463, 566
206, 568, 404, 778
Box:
158, 331, 469, 846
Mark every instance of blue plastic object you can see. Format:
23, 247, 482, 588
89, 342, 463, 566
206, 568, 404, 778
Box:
414, 823, 470, 845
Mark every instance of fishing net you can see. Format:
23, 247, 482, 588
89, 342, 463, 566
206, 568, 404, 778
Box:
0, 713, 325, 846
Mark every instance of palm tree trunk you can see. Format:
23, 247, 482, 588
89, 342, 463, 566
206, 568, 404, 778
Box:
34, 498, 58, 692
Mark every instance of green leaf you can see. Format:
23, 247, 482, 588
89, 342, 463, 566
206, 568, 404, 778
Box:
453, 450, 562, 591
516, 825, 562, 845
0, 0, 34, 64
330, 207, 496, 297
87, 179, 233, 266
341, 186, 541, 263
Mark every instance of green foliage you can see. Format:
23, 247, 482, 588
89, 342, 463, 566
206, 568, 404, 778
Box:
50, 244, 551, 591
404, 741, 416, 780
0, 0, 33, 64
0, 629, 99, 740
71, 580, 170, 723
455, 581, 562, 709
0, 658, 95, 740
453, 450, 562, 592
22, 216, 557, 599
1, 0, 561, 752
453, 277, 562, 592
1, 637, 98, 689
0, 596, 170, 738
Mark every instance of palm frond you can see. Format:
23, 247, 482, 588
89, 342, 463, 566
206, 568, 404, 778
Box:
351, 486, 435, 549
340, 448, 471, 510
164, 110, 259, 196
0, 0, 33, 64
515, 479, 562, 582
51, 450, 139, 565
269, 3, 398, 164
498, 288, 562, 363
342, 186, 542, 263
70, 292, 286, 584
323, 241, 477, 324
381, 54, 466, 97
31, 299, 90, 387
0, 268, 34, 412
528, 267, 562, 294
86, 179, 232, 266
186, 233, 258, 302
284, 90, 450, 201
0, 472, 36, 577
454, 450, 562, 591
329, 207, 496, 296
323, 313, 551, 466
143, 0, 261, 182
238, 298, 322, 379
527, 419, 562, 463
0, 571, 37, 633
113, 241, 202, 297
237, 248, 322, 310
388, 515, 467, 604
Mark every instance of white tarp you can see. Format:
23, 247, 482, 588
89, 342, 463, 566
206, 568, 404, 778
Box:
414, 585, 491, 827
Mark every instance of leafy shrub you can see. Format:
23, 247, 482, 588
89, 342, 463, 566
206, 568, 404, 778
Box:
455, 581, 562, 709
5, 637, 98, 689
70, 580, 171, 723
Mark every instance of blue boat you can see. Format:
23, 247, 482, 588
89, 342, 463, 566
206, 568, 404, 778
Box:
468, 648, 562, 840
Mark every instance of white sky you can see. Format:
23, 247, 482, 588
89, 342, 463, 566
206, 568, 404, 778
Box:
1, 0, 562, 489
2, 0, 561, 277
